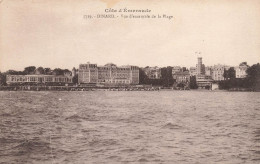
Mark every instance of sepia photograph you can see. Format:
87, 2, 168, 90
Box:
0, 0, 260, 163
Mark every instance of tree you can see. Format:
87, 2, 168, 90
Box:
139, 68, 148, 84
23, 66, 36, 74
5, 70, 25, 75
72, 74, 78, 84
224, 67, 235, 80
177, 83, 185, 88
239, 62, 248, 66
189, 76, 198, 89
52, 68, 64, 76
228, 67, 236, 79
63, 69, 71, 74
161, 67, 169, 86
167, 66, 174, 86
223, 69, 228, 80
246, 63, 260, 89
205, 85, 211, 90
160, 67, 174, 87
44, 68, 52, 75
35, 67, 44, 74
0, 72, 6, 85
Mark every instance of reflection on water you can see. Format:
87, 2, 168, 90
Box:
0, 91, 259, 163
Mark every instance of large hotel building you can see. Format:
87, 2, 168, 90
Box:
78, 63, 139, 85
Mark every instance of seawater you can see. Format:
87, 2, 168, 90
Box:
0, 91, 259, 163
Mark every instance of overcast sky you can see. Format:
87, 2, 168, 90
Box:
0, 0, 260, 71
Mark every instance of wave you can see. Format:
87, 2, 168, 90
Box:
88, 138, 118, 148
162, 123, 183, 130
65, 114, 83, 121
120, 148, 136, 153
0, 113, 12, 117
65, 114, 98, 122
0, 138, 51, 154
138, 158, 149, 162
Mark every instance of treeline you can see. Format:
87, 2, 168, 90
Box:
139, 67, 175, 87
3, 66, 71, 76
219, 63, 260, 91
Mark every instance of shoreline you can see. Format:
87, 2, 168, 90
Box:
0, 86, 257, 92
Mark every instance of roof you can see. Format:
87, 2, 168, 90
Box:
173, 71, 190, 75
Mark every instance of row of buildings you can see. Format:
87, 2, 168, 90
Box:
6, 62, 140, 86
5, 59, 249, 88
143, 57, 249, 88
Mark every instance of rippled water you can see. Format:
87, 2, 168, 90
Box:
0, 91, 259, 163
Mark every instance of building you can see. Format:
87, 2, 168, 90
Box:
143, 66, 161, 79
173, 71, 190, 84
172, 66, 183, 75
172, 65, 190, 87
6, 74, 73, 85
196, 75, 213, 88
78, 62, 139, 85
212, 83, 219, 90
196, 57, 205, 75
192, 57, 213, 88
211, 64, 230, 81
205, 66, 213, 77
235, 64, 248, 78
78, 63, 98, 83
189, 67, 197, 76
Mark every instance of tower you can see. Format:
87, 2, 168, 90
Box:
196, 57, 205, 75
197, 57, 202, 75
72, 67, 76, 77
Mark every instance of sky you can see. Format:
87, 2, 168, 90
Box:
0, 0, 260, 72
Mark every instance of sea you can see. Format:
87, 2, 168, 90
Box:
0, 91, 259, 164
